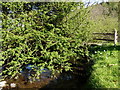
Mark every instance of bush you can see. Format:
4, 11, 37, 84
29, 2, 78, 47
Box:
0, 2, 92, 80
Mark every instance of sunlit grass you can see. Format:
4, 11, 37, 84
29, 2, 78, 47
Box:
87, 45, 119, 88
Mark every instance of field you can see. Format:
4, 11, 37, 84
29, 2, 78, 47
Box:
85, 2, 119, 88
86, 44, 119, 88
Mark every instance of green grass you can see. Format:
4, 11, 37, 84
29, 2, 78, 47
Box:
92, 16, 118, 32
86, 3, 119, 88
86, 45, 119, 88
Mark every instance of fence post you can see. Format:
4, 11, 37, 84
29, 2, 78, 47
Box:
114, 29, 118, 46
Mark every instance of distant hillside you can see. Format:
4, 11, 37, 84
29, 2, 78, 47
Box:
89, 2, 118, 43
101, 2, 118, 16
90, 2, 118, 20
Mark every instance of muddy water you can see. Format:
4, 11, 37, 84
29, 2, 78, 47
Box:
2, 59, 92, 89
3, 72, 89, 89
3, 72, 88, 89
3, 66, 54, 89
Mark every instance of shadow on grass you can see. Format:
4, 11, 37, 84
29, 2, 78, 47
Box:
89, 45, 120, 52
86, 44, 119, 88
41, 45, 119, 89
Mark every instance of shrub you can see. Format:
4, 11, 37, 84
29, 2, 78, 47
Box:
0, 2, 92, 80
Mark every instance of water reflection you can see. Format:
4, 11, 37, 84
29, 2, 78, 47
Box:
20, 64, 52, 82
14, 64, 80, 88
1, 60, 91, 89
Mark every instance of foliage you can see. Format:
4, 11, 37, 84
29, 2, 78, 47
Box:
0, 2, 92, 80
101, 2, 118, 16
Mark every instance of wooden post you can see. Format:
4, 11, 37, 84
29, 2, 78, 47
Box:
114, 29, 118, 46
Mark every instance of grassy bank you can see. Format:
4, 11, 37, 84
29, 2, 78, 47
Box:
86, 45, 119, 88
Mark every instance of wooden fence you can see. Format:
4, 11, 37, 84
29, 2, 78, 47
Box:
92, 29, 118, 45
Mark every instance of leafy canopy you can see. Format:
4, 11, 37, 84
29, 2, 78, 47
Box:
1, 2, 91, 80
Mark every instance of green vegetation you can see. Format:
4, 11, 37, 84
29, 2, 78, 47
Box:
85, 2, 119, 88
0, 2, 92, 81
87, 45, 119, 88
101, 2, 118, 16
0, 1, 119, 89
89, 16, 118, 43
89, 2, 118, 43
91, 16, 118, 33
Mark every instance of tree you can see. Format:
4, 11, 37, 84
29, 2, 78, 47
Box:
1, 2, 91, 81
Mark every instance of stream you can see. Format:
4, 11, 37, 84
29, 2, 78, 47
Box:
0, 58, 93, 89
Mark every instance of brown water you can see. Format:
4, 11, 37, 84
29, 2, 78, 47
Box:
2, 57, 93, 89
3, 67, 91, 89
3, 72, 88, 89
